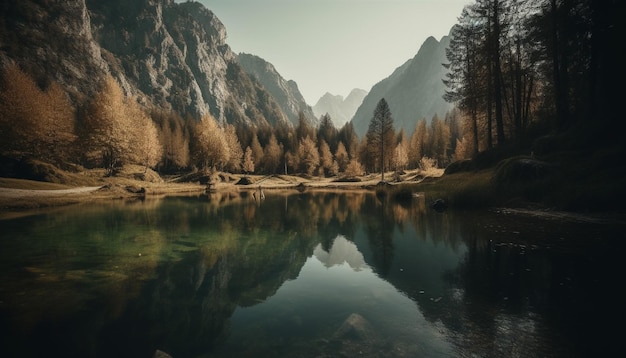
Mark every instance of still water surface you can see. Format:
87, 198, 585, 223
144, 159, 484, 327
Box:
0, 191, 623, 357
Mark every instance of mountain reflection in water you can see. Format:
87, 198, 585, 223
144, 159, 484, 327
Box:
0, 191, 623, 357
314, 235, 367, 270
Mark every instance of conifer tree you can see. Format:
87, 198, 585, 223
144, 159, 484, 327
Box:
192, 114, 229, 171
125, 99, 162, 171
297, 136, 319, 176
334, 141, 349, 173
338, 122, 359, 159
250, 133, 264, 169
409, 118, 429, 168
83, 75, 133, 174
262, 134, 282, 174
157, 112, 189, 171
319, 139, 335, 177
224, 124, 243, 173
243, 146, 254, 175
317, 113, 338, 152
365, 98, 395, 181
0, 64, 75, 163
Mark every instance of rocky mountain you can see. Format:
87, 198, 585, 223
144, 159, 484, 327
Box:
0, 0, 298, 127
237, 53, 316, 126
351, 35, 453, 137
312, 88, 368, 127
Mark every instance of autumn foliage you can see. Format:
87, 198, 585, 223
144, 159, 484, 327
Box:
0, 64, 463, 180
81, 75, 162, 175
0, 64, 75, 164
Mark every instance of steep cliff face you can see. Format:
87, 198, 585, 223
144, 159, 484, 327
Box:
0, 0, 106, 97
0, 0, 289, 127
237, 53, 316, 126
313, 88, 367, 128
351, 35, 453, 137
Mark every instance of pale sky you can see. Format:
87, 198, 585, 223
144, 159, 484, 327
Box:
188, 0, 470, 104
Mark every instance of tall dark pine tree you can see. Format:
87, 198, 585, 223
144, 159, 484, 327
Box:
479, 0, 507, 145
444, 9, 484, 155
366, 98, 395, 181
317, 113, 338, 152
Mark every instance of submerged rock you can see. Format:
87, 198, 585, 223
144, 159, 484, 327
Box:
333, 313, 374, 341
153, 350, 172, 358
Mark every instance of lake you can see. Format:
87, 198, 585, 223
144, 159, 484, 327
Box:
0, 190, 623, 357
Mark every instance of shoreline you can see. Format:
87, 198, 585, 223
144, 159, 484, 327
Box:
2, 176, 624, 231
0, 174, 390, 213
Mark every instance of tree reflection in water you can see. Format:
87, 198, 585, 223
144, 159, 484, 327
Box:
0, 191, 622, 357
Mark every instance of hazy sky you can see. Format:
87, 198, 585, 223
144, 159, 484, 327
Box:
189, 0, 470, 104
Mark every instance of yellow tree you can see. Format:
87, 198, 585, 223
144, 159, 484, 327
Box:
297, 136, 319, 175
454, 137, 471, 161
126, 99, 162, 171
394, 141, 409, 172
334, 141, 349, 173
409, 118, 429, 169
83, 75, 133, 174
224, 124, 243, 173
40, 82, 76, 162
243, 146, 255, 174
430, 114, 451, 166
262, 134, 282, 174
250, 133, 264, 169
192, 114, 229, 171
319, 139, 336, 176
158, 114, 189, 170
0, 64, 75, 163
344, 158, 364, 177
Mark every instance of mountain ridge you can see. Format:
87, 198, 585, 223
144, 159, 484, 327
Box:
0, 0, 313, 128
351, 35, 453, 137
237, 52, 316, 126
312, 88, 367, 127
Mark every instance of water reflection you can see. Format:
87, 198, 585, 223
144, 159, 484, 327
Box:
314, 235, 366, 270
0, 191, 623, 357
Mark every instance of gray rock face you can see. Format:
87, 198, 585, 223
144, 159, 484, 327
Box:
351, 35, 453, 137
313, 88, 367, 128
0, 0, 290, 127
0, 0, 106, 96
238, 53, 316, 126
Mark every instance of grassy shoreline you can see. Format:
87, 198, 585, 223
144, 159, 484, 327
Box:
2, 148, 624, 216
0, 164, 423, 212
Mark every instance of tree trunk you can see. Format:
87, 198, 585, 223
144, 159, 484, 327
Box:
551, 0, 570, 129
492, 0, 506, 145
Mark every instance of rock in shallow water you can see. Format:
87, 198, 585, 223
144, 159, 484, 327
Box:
153, 349, 172, 358
333, 313, 374, 341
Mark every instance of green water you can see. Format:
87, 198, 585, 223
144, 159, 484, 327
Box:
0, 191, 623, 357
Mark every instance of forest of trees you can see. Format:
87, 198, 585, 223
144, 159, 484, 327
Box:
0, 0, 617, 179
0, 63, 463, 178
444, 0, 618, 153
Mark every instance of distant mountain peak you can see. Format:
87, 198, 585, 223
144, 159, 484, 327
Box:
345, 88, 368, 102
313, 89, 368, 127
320, 92, 344, 102
351, 34, 453, 137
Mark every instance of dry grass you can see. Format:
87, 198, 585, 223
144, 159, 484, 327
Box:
0, 164, 448, 213
399, 169, 497, 209
0, 178, 72, 190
